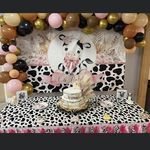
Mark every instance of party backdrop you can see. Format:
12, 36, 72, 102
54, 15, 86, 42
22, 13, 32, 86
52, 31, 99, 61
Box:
16, 28, 125, 93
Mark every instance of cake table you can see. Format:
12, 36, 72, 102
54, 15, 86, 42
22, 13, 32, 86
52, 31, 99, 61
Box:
0, 94, 150, 133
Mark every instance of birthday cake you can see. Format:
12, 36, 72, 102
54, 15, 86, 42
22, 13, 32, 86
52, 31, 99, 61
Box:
57, 87, 89, 112
57, 70, 95, 112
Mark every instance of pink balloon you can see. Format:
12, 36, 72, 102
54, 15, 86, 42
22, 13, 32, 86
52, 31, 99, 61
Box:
48, 13, 63, 28
136, 27, 145, 34
3, 63, 13, 71
6, 79, 22, 94
9, 45, 17, 53
95, 13, 108, 19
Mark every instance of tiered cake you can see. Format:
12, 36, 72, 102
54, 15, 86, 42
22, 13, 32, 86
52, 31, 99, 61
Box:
57, 87, 89, 112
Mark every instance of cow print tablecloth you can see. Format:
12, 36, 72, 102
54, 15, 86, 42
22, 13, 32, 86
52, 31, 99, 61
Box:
0, 94, 150, 133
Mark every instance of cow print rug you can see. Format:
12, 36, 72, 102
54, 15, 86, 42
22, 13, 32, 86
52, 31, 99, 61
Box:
0, 95, 150, 129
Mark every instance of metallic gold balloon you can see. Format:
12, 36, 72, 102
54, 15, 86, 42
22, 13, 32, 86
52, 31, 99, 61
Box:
13, 47, 21, 56
66, 13, 80, 27
22, 83, 33, 95
124, 39, 136, 49
0, 55, 7, 65
81, 13, 93, 18
123, 37, 128, 41
62, 20, 68, 29
87, 16, 99, 28
107, 13, 119, 24
37, 13, 48, 19
1, 25, 17, 40
0, 71, 11, 83
99, 19, 108, 29
82, 27, 94, 34
34, 19, 45, 30
136, 40, 146, 48
0, 16, 5, 26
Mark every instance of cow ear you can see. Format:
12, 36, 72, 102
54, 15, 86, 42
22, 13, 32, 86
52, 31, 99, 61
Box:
83, 43, 91, 48
59, 34, 66, 40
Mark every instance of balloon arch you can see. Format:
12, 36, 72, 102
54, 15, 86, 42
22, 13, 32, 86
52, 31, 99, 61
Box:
0, 13, 148, 95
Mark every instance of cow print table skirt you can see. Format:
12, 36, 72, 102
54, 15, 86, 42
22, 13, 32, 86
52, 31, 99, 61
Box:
0, 94, 150, 133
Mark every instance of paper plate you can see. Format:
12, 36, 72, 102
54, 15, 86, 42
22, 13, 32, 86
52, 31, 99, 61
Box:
33, 102, 49, 110
100, 100, 113, 108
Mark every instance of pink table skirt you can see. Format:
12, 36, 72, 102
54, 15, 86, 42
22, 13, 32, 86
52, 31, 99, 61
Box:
1, 122, 150, 133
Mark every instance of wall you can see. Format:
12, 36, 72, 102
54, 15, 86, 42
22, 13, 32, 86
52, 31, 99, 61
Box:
125, 48, 142, 101
0, 67, 5, 103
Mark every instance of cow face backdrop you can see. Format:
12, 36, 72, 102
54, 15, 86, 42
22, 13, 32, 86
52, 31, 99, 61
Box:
17, 29, 125, 93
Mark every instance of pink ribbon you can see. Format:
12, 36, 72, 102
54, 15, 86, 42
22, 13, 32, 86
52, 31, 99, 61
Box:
42, 70, 104, 86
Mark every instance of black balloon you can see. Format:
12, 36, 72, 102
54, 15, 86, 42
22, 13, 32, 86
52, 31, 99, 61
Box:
134, 32, 144, 42
2, 44, 9, 52
78, 15, 87, 28
106, 23, 113, 30
55, 26, 63, 31
17, 20, 33, 36
13, 59, 28, 72
113, 20, 126, 32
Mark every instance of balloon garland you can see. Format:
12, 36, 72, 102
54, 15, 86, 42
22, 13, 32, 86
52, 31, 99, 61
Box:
0, 13, 149, 95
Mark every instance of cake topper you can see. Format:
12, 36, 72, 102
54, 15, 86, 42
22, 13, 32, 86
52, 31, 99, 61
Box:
57, 69, 95, 112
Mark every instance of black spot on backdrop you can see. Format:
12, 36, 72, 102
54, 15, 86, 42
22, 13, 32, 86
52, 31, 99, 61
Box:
109, 64, 115, 70
44, 67, 48, 71
39, 86, 46, 90
103, 86, 109, 91
32, 82, 39, 88
117, 64, 123, 67
93, 66, 98, 72
37, 66, 42, 70
99, 65, 107, 71
105, 71, 111, 76
52, 84, 62, 92
93, 82, 103, 91
48, 84, 54, 89
43, 72, 50, 75
37, 77, 42, 81
107, 77, 115, 82
116, 80, 123, 86
31, 66, 37, 69
28, 70, 36, 77
113, 68, 122, 75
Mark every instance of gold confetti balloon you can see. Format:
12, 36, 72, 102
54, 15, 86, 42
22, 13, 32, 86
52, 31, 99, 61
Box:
81, 13, 93, 19
0, 16, 5, 26
82, 27, 94, 34
107, 13, 119, 24
99, 19, 108, 29
22, 83, 33, 95
34, 19, 45, 30
136, 40, 146, 48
